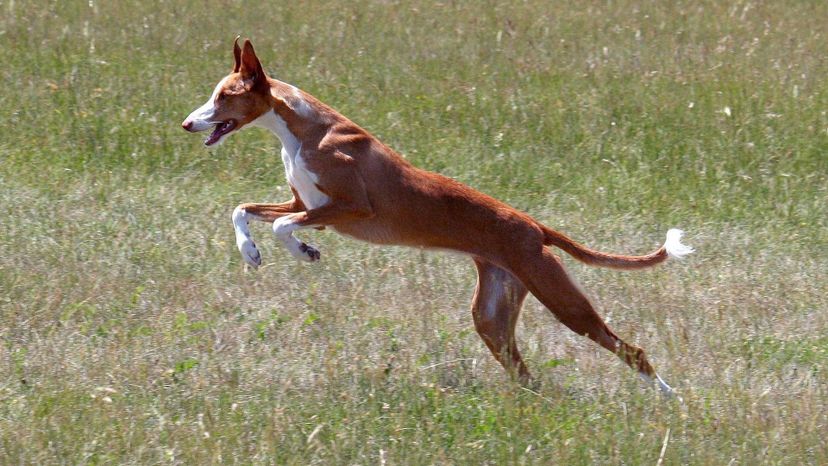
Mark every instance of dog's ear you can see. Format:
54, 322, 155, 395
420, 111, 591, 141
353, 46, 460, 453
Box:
232, 35, 242, 73
239, 39, 265, 88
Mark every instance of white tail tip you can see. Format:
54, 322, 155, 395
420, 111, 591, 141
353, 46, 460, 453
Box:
664, 229, 694, 259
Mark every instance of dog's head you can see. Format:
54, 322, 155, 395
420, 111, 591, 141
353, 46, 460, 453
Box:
182, 37, 272, 146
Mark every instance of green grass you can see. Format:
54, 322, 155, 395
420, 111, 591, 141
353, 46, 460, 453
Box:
1, 0, 827, 463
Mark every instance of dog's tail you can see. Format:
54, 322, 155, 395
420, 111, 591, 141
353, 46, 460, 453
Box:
540, 225, 694, 270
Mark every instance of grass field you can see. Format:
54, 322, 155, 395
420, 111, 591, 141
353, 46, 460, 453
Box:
1, 0, 827, 463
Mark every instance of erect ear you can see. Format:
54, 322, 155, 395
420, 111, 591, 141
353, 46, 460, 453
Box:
239, 39, 265, 87
232, 35, 242, 73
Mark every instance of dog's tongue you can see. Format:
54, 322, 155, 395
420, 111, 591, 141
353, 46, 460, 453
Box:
205, 125, 222, 145
205, 120, 236, 146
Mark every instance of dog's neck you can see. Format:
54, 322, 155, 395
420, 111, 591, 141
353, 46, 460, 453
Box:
253, 79, 335, 148
249, 108, 301, 157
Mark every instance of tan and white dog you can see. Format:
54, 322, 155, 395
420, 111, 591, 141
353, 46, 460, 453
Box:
183, 38, 693, 395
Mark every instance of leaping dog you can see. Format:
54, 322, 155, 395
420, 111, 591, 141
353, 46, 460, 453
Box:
182, 38, 693, 395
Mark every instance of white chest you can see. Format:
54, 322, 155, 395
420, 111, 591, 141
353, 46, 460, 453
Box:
250, 110, 330, 210
281, 146, 329, 209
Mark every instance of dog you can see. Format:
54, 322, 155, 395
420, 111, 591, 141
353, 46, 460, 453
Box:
182, 37, 693, 395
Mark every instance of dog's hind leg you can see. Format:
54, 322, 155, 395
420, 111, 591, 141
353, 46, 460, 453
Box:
471, 258, 532, 384
509, 248, 675, 396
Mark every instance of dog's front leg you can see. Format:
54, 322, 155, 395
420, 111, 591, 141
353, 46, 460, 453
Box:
232, 197, 305, 268
272, 199, 374, 263
271, 212, 322, 262
272, 155, 374, 263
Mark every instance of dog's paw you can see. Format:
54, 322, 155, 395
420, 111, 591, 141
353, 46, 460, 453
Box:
298, 242, 321, 262
236, 236, 262, 269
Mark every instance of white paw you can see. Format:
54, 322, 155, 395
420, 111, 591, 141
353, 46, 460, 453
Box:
287, 241, 321, 262
272, 217, 320, 263
640, 373, 682, 401
236, 236, 262, 269
299, 242, 321, 262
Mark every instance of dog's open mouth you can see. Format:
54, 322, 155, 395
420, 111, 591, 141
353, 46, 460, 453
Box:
205, 119, 237, 146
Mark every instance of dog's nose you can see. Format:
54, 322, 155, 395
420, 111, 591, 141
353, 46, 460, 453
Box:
182, 120, 194, 132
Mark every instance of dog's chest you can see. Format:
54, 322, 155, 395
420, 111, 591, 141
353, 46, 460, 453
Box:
282, 147, 329, 210
251, 109, 330, 210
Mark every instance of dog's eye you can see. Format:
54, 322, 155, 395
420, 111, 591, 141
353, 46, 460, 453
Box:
216, 92, 227, 102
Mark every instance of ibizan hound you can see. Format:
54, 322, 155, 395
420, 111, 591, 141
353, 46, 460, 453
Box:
182, 38, 693, 396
